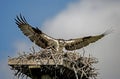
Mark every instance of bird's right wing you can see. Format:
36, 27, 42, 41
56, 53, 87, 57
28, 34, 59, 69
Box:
15, 15, 56, 49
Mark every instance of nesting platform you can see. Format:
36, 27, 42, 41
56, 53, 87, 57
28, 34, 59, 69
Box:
8, 49, 98, 79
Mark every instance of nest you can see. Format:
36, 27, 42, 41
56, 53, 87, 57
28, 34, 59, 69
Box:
8, 48, 98, 79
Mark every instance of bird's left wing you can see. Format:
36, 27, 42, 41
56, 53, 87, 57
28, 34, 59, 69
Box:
65, 32, 110, 51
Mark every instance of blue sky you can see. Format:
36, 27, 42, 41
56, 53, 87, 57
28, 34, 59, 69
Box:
0, 0, 78, 78
0, 0, 77, 59
0, 0, 120, 79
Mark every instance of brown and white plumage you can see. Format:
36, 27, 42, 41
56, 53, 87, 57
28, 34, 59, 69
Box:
15, 15, 110, 52
15, 15, 58, 49
65, 34, 104, 50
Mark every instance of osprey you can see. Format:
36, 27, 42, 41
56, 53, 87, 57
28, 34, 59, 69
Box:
15, 15, 110, 52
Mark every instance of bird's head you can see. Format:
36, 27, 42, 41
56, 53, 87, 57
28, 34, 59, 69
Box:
58, 39, 65, 45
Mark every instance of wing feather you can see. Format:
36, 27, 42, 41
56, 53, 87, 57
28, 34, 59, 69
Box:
65, 33, 107, 50
15, 15, 56, 49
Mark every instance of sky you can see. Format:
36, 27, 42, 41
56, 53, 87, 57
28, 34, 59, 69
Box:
0, 0, 120, 79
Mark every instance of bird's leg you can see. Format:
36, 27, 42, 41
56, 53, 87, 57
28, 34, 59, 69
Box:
82, 47, 85, 57
32, 40, 36, 54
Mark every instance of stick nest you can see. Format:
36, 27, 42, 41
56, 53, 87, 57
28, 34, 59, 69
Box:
8, 48, 98, 79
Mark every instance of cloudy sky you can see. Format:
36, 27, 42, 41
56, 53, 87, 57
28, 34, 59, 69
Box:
0, 0, 120, 79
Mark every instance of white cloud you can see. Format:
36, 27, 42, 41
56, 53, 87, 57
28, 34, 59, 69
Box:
43, 0, 120, 38
42, 0, 120, 79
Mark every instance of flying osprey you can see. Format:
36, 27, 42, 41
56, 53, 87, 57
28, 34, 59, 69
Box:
15, 15, 110, 52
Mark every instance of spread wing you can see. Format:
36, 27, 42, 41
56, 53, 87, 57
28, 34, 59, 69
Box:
65, 31, 110, 51
15, 15, 56, 49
